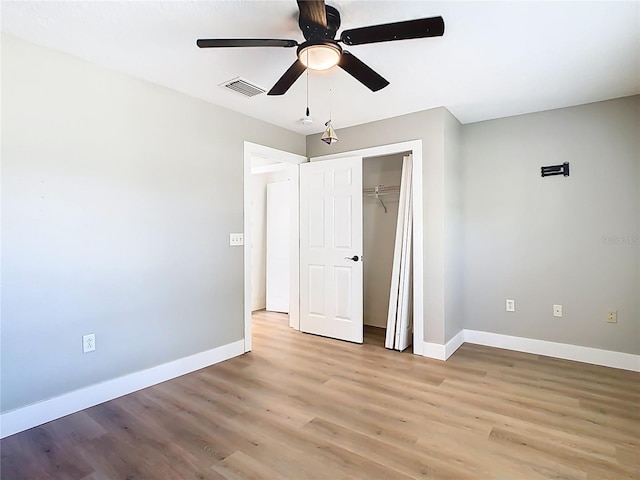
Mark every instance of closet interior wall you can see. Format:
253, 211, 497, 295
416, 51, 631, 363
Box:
363, 154, 405, 328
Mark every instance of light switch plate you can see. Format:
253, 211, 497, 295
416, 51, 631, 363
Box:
229, 233, 244, 246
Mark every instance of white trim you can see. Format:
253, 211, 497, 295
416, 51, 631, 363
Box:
420, 329, 640, 372
287, 167, 301, 331
310, 141, 417, 163
243, 142, 307, 351
246, 142, 307, 166
251, 163, 292, 175
464, 330, 640, 372
412, 144, 424, 356
423, 331, 465, 361
243, 144, 252, 352
422, 342, 446, 361
310, 140, 424, 356
444, 329, 466, 360
0, 340, 245, 439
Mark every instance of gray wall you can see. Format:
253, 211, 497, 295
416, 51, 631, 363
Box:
307, 107, 460, 346
0, 35, 304, 412
461, 96, 639, 354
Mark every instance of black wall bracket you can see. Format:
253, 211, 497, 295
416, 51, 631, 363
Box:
541, 162, 570, 177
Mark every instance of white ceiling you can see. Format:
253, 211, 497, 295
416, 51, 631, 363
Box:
2, 1, 639, 134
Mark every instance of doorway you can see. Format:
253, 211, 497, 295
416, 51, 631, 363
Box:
243, 142, 306, 352
250, 163, 294, 314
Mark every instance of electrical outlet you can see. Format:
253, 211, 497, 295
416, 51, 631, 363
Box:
83, 334, 96, 353
607, 310, 618, 323
506, 299, 515, 312
553, 305, 563, 317
229, 233, 244, 246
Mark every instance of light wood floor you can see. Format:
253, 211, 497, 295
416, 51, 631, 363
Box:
2, 311, 639, 479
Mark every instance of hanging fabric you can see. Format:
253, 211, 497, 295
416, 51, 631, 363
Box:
385, 155, 413, 350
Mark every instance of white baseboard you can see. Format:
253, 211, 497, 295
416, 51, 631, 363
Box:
422, 329, 467, 361
422, 341, 446, 360
464, 330, 640, 372
421, 329, 640, 372
444, 330, 466, 360
0, 340, 245, 439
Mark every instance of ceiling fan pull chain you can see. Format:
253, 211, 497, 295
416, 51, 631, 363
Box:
329, 69, 332, 122
306, 51, 310, 114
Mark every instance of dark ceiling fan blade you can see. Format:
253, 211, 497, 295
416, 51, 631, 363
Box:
297, 0, 327, 29
338, 51, 389, 92
340, 16, 444, 46
267, 59, 307, 95
197, 38, 298, 48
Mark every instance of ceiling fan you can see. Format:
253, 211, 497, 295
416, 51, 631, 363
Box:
197, 0, 444, 96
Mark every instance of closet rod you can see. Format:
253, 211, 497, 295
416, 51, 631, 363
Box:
362, 184, 400, 195
363, 184, 400, 213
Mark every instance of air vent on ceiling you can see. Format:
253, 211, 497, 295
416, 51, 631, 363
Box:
220, 77, 266, 97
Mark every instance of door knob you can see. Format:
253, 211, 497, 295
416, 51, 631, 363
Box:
344, 255, 359, 262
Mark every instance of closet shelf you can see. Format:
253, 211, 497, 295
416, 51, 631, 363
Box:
363, 184, 400, 213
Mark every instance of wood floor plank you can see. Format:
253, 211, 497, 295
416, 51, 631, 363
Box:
42, 412, 108, 448
211, 450, 285, 480
0, 438, 58, 480
74, 435, 148, 480
303, 416, 481, 480
1, 425, 93, 480
489, 427, 638, 478
414, 417, 589, 480
108, 394, 229, 480
2, 310, 638, 479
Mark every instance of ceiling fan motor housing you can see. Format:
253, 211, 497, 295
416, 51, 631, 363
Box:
299, 4, 341, 40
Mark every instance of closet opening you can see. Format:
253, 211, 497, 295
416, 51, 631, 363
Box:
363, 152, 413, 352
243, 142, 306, 353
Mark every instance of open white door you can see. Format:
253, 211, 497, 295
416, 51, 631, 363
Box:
300, 156, 363, 343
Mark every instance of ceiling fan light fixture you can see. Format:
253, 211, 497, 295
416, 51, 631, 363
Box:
298, 42, 342, 71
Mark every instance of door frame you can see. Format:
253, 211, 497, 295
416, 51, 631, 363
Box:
243, 142, 307, 353
310, 140, 424, 356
